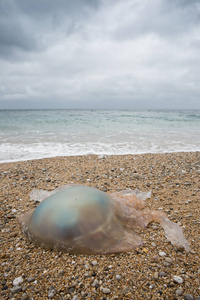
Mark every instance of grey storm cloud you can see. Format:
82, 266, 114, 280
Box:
0, 0, 200, 109
0, 0, 100, 58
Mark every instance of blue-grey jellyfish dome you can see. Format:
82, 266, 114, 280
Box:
19, 185, 190, 254
19, 185, 137, 254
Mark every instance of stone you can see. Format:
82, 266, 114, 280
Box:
159, 251, 166, 257
173, 275, 183, 284
122, 286, 129, 294
159, 271, 166, 277
154, 272, 159, 280
48, 288, 55, 298
27, 276, 35, 282
21, 293, 29, 300
91, 279, 99, 287
91, 260, 98, 266
116, 275, 121, 280
58, 269, 64, 275
101, 287, 111, 294
5, 267, 11, 272
13, 276, 23, 286
22, 285, 27, 292
165, 257, 173, 263
153, 255, 159, 260
2, 285, 8, 290
184, 294, 194, 300
10, 231, 18, 237
10, 286, 22, 294
176, 288, 183, 296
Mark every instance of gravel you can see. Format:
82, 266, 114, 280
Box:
1, 152, 200, 299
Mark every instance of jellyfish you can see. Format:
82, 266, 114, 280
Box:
18, 185, 190, 254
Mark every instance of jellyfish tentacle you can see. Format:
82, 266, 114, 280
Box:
110, 190, 190, 252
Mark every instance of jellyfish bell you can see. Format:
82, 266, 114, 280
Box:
19, 185, 142, 254
19, 185, 190, 254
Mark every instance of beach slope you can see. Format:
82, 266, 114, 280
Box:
1, 152, 200, 299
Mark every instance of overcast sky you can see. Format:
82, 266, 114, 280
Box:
0, 0, 200, 109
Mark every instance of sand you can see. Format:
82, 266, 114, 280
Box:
1, 152, 200, 300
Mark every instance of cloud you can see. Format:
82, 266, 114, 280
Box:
0, 0, 200, 109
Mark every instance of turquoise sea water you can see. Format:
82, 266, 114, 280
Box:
0, 109, 200, 163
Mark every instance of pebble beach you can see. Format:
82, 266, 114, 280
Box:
1, 151, 200, 300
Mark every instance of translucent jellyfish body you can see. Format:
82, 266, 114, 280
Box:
19, 185, 190, 254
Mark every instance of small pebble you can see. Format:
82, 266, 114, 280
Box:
10, 286, 22, 294
58, 269, 64, 275
165, 257, 173, 263
22, 285, 27, 292
173, 275, 183, 284
2, 285, 8, 290
21, 293, 29, 300
91, 260, 98, 266
91, 279, 99, 287
154, 272, 159, 280
27, 277, 35, 283
159, 271, 166, 277
5, 267, 11, 272
116, 275, 121, 280
184, 294, 194, 300
101, 287, 111, 294
48, 288, 55, 298
13, 276, 23, 286
159, 251, 166, 257
153, 255, 159, 260
176, 288, 183, 296
10, 231, 18, 237
122, 286, 129, 294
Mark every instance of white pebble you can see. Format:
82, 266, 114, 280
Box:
165, 257, 173, 263
48, 289, 55, 298
13, 276, 23, 286
159, 251, 166, 257
91, 279, 99, 287
116, 275, 121, 280
91, 260, 98, 266
173, 275, 183, 284
176, 288, 183, 296
101, 287, 111, 294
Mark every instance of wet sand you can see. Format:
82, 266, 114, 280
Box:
1, 152, 200, 299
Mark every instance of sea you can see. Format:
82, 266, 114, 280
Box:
0, 109, 200, 163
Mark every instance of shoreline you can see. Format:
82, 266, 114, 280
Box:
1, 149, 200, 165
1, 151, 200, 299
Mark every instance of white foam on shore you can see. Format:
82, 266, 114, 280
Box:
0, 141, 199, 163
